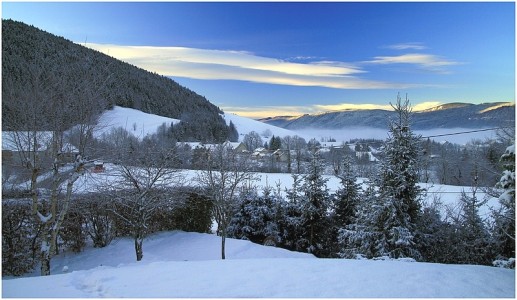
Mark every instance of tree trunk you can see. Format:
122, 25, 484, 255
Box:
135, 235, 144, 261
40, 240, 51, 276
221, 234, 226, 260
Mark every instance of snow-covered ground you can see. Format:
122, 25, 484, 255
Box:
70, 164, 500, 221
223, 112, 298, 139
95, 106, 180, 139
3, 231, 514, 298
94, 106, 298, 141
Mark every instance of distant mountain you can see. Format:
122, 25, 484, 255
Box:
259, 102, 515, 130
2, 20, 230, 142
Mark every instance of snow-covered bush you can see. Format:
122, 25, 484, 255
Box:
59, 210, 87, 253
228, 188, 281, 245
171, 191, 213, 234
2, 199, 38, 276
493, 257, 515, 269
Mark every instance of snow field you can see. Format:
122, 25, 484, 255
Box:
3, 231, 514, 298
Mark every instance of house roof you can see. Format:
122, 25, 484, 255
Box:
179, 141, 245, 151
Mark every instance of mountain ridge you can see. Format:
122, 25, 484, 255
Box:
259, 102, 515, 130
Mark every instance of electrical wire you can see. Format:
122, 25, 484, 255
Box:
421, 127, 511, 139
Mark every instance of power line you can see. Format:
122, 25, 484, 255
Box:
343, 127, 512, 147
421, 127, 510, 139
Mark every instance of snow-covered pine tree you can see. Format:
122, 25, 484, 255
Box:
333, 155, 361, 227
375, 94, 424, 259
456, 188, 492, 265
228, 186, 281, 246
277, 174, 304, 251
299, 149, 331, 256
338, 179, 383, 259
492, 144, 515, 261
329, 155, 361, 257
415, 198, 447, 262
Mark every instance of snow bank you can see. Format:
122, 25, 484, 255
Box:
2, 232, 514, 298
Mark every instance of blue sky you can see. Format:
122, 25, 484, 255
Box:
3, 2, 515, 118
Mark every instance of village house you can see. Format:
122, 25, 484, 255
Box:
182, 141, 248, 154
251, 147, 270, 160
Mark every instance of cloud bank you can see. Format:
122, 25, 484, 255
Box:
366, 53, 461, 73
83, 42, 456, 118
223, 101, 444, 119
85, 43, 423, 90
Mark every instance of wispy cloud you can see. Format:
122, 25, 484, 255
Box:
385, 42, 428, 50
223, 105, 317, 119
84, 43, 418, 90
314, 103, 393, 112
366, 53, 461, 73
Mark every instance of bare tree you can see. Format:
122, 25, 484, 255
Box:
2, 58, 109, 275
197, 142, 257, 259
282, 136, 293, 173
292, 135, 307, 174
242, 131, 263, 151
107, 142, 184, 261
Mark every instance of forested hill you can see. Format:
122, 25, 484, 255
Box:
2, 19, 230, 142
260, 102, 515, 130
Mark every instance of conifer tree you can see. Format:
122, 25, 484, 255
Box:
299, 149, 331, 256
328, 155, 361, 257
456, 186, 492, 265
338, 179, 381, 259
228, 121, 239, 142
343, 95, 424, 260
228, 186, 281, 245
278, 174, 304, 251
492, 144, 515, 260
333, 155, 361, 228
269, 135, 282, 151
375, 94, 424, 259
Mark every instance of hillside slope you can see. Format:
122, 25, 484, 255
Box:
260, 102, 515, 130
2, 20, 229, 142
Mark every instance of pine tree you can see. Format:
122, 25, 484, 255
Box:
344, 95, 424, 260
299, 149, 331, 256
278, 174, 300, 249
333, 155, 361, 227
376, 95, 423, 259
329, 155, 361, 257
456, 186, 492, 265
269, 135, 281, 151
493, 144, 515, 260
228, 186, 281, 245
338, 180, 382, 259
228, 121, 239, 142
415, 199, 448, 263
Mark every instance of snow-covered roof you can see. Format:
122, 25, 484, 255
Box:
180, 141, 244, 151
